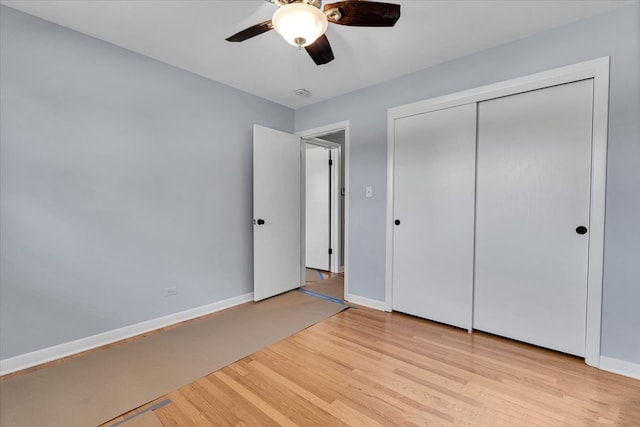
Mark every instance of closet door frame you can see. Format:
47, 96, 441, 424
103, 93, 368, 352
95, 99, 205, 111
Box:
385, 57, 610, 367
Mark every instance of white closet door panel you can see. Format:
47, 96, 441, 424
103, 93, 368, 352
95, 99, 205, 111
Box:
474, 80, 594, 356
305, 146, 330, 270
392, 103, 476, 329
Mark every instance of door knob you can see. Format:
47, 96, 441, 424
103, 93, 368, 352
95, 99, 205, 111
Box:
576, 226, 588, 235
394, 219, 400, 226
257, 219, 265, 225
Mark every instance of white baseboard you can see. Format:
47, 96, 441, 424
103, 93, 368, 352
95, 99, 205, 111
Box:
599, 356, 640, 380
0, 292, 254, 376
345, 293, 389, 311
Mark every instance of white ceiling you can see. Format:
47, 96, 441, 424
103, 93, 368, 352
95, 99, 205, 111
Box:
1, 0, 634, 108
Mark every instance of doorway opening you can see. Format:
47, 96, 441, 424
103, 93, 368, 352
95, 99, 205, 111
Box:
298, 122, 349, 300
304, 135, 343, 273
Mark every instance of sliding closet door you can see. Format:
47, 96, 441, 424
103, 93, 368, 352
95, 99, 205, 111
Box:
474, 80, 594, 356
392, 103, 476, 329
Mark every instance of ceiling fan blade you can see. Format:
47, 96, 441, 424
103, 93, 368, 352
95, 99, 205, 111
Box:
305, 34, 335, 65
324, 1, 400, 27
225, 20, 273, 42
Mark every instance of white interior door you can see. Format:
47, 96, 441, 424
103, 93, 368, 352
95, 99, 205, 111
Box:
474, 80, 594, 356
392, 103, 477, 330
329, 147, 342, 274
305, 145, 330, 271
253, 125, 302, 301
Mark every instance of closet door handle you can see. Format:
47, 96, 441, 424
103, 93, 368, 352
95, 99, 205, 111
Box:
256, 219, 265, 225
576, 226, 587, 235
394, 219, 401, 226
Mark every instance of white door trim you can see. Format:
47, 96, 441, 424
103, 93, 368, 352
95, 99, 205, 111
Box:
298, 121, 350, 296
386, 57, 610, 367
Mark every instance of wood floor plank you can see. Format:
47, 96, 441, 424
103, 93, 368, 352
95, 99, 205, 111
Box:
198, 374, 280, 427
213, 370, 297, 427
222, 359, 343, 426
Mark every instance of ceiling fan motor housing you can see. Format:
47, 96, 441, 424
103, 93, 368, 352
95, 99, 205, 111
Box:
274, 0, 322, 8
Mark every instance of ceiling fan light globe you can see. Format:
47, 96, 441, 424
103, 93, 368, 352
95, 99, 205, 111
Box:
272, 3, 328, 47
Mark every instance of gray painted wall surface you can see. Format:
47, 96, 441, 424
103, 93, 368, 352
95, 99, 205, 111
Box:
0, 6, 293, 359
295, 4, 640, 364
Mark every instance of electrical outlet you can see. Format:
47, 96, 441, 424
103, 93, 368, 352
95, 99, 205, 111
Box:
165, 286, 178, 297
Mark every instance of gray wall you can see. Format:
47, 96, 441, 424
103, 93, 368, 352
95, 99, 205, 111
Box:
295, 3, 640, 364
0, 6, 293, 359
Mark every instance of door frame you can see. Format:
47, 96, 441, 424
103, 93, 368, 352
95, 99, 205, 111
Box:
386, 57, 610, 367
298, 121, 350, 295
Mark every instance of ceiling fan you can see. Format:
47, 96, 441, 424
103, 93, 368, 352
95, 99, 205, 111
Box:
226, 0, 401, 65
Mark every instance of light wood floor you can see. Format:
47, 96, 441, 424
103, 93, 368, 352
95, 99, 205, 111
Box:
104, 304, 640, 426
